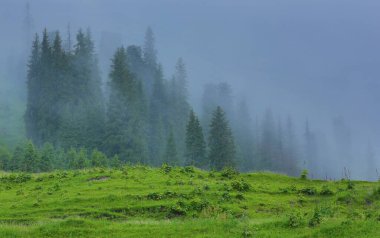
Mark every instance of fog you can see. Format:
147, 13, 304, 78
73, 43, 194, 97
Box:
1, 0, 380, 180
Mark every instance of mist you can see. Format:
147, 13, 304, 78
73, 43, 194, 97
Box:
1, 0, 380, 180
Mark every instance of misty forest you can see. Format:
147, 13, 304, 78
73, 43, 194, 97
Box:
0, 1, 380, 237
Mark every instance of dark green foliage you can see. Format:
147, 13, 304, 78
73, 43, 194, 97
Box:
220, 167, 239, 179
287, 212, 305, 228
185, 110, 206, 168
91, 149, 108, 167
309, 208, 322, 227
208, 107, 236, 170
0, 173, 32, 183
320, 185, 334, 196
231, 180, 250, 192
105, 47, 148, 164
299, 187, 317, 196
25, 29, 105, 149
300, 169, 309, 180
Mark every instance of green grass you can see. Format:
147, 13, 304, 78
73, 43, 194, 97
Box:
0, 166, 379, 237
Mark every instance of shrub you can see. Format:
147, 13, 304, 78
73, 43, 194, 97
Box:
147, 192, 162, 200
347, 180, 355, 190
309, 208, 322, 227
189, 199, 210, 212
183, 166, 195, 173
300, 170, 308, 180
231, 180, 250, 192
167, 205, 186, 218
203, 185, 210, 191
0, 173, 32, 183
161, 164, 172, 174
299, 187, 317, 196
320, 185, 334, 196
220, 167, 239, 179
221, 192, 231, 201
236, 193, 245, 200
287, 212, 304, 228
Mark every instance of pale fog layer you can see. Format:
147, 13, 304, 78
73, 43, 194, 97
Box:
0, 0, 380, 180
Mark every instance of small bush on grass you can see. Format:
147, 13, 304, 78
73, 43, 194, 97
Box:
300, 170, 308, 180
220, 167, 239, 179
299, 187, 317, 196
287, 212, 305, 228
231, 180, 250, 192
309, 208, 322, 227
147, 192, 162, 200
320, 185, 334, 196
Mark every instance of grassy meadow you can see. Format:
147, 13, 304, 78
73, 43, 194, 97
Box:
0, 166, 379, 237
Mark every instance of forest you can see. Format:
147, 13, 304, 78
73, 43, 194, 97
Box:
0, 27, 302, 176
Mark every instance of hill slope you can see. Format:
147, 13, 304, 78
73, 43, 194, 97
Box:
0, 166, 379, 237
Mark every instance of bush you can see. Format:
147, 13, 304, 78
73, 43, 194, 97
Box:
300, 170, 308, 180
287, 212, 304, 228
0, 173, 32, 183
220, 167, 239, 179
167, 205, 186, 218
147, 192, 162, 200
236, 193, 245, 200
231, 180, 250, 192
320, 185, 334, 196
221, 192, 231, 201
299, 187, 317, 196
183, 166, 195, 173
309, 208, 322, 227
347, 180, 355, 190
161, 164, 172, 174
189, 199, 210, 212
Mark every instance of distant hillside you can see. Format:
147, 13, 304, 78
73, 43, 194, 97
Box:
0, 166, 379, 237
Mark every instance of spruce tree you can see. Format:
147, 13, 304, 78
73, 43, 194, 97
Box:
208, 106, 236, 170
105, 47, 148, 164
21, 140, 39, 172
185, 110, 206, 168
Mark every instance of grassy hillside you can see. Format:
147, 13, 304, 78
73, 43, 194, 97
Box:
0, 166, 379, 237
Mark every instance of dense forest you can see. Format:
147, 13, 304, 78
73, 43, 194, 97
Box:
0, 27, 311, 176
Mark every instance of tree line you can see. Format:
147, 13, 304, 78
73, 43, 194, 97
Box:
0, 26, 323, 176
3, 27, 235, 172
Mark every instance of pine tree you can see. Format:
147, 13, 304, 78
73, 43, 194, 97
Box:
185, 110, 206, 168
60, 29, 105, 149
148, 65, 167, 165
91, 149, 108, 167
39, 143, 54, 172
25, 34, 41, 145
168, 58, 190, 163
105, 47, 148, 164
208, 106, 236, 170
21, 140, 39, 172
